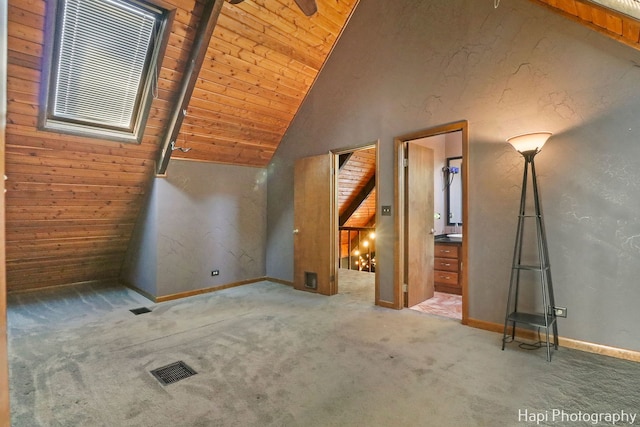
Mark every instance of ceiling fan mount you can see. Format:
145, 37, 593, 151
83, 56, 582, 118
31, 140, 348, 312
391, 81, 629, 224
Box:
228, 0, 317, 16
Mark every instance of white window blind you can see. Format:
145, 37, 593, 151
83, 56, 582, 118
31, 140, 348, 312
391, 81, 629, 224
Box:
52, 0, 158, 131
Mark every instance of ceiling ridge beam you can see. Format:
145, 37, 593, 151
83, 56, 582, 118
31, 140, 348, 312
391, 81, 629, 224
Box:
157, 0, 225, 174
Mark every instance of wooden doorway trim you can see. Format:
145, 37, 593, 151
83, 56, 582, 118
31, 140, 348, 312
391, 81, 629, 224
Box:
331, 141, 379, 303
394, 121, 469, 324
1, 0, 10, 422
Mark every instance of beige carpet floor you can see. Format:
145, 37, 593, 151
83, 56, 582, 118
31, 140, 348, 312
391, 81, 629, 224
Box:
7, 273, 640, 426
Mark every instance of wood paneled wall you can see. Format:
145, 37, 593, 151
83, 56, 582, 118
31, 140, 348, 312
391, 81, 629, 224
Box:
1, 0, 10, 422
5, 0, 203, 291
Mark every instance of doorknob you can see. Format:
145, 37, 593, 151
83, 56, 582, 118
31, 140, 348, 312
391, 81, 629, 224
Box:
293, 228, 299, 234
429, 228, 435, 234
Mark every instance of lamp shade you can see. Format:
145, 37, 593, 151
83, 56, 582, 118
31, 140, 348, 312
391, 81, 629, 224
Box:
507, 132, 552, 153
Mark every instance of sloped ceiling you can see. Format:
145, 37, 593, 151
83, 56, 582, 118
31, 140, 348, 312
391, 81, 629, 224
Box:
4, 0, 640, 292
171, 0, 359, 166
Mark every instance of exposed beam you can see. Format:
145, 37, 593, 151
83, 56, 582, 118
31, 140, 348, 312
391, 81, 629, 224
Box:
338, 152, 352, 170
157, 0, 225, 174
339, 175, 375, 226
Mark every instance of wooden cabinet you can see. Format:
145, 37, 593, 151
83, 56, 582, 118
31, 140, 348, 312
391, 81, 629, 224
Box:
434, 242, 461, 295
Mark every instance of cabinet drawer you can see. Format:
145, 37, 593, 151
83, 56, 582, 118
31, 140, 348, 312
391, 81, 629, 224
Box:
435, 244, 459, 259
434, 271, 458, 285
434, 257, 458, 272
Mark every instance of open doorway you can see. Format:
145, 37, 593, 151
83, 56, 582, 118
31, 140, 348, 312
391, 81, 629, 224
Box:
394, 121, 469, 323
333, 143, 378, 303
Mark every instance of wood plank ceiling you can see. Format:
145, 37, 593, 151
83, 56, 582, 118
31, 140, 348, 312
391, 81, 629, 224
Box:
171, 0, 359, 166
4, 0, 640, 292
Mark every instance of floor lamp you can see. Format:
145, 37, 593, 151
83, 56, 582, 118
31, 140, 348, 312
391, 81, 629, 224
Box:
501, 132, 559, 362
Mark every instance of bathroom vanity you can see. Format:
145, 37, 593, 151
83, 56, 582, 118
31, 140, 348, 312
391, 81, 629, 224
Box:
434, 237, 462, 295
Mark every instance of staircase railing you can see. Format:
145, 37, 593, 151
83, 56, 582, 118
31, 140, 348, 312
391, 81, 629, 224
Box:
339, 227, 375, 272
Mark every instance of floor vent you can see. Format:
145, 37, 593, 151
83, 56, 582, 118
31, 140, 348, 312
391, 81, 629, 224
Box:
150, 361, 197, 386
130, 307, 152, 315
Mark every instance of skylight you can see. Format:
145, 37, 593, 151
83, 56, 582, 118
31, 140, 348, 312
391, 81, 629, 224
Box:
40, 0, 168, 142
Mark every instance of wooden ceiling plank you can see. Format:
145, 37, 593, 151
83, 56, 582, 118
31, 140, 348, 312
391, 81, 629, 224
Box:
590, 6, 608, 28
186, 100, 290, 129
197, 67, 302, 107
8, 3, 45, 29
196, 81, 298, 114
5, 125, 159, 155
180, 122, 283, 145
5, 153, 152, 175
213, 18, 323, 72
180, 135, 282, 154
208, 42, 314, 90
235, 0, 334, 46
6, 35, 42, 59
268, 0, 342, 34
212, 26, 318, 79
606, 12, 623, 35
557, 0, 578, 15
200, 53, 306, 98
622, 19, 640, 43
172, 141, 274, 157
189, 89, 294, 122
575, 1, 593, 21
182, 111, 287, 135
223, 2, 330, 56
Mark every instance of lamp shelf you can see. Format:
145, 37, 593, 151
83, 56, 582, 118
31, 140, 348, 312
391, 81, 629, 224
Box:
502, 131, 559, 362
512, 264, 550, 271
506, 312, 557, 329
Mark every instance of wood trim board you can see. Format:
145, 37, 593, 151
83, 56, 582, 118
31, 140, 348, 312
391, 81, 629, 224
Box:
467, 318, 640, 363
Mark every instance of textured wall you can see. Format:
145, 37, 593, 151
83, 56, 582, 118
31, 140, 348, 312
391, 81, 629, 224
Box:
123, 160, 267, 298
266, 0, 640, 350
122, 180, 158, 297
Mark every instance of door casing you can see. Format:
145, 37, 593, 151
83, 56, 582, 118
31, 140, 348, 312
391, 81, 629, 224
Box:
394, 121, 469, 323
331, 142, 379, 302
293, 141, 380, 300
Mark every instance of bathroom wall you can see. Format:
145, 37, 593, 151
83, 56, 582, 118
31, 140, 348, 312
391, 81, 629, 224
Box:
123, 160, 267, 299
266, 0, 640, 350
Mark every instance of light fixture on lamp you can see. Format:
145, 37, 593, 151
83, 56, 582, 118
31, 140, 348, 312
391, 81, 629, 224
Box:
502, 131, 561, 362
507, 132, 552, 158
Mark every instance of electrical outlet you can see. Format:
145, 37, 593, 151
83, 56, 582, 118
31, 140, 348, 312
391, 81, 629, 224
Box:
211, 270, 219, 276
553, 306, 567, 318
